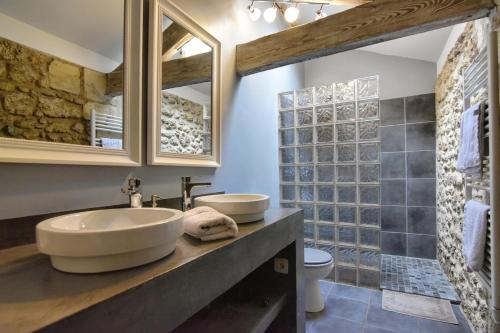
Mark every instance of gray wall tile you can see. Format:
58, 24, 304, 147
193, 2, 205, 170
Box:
407, 234, 436, 259
381, 152, 405, 179
405, 94, 436, 123
381, 206, 406, 232
381, 180, 406, 206
380, 98, 404, 125
381, 232, 407, 256
407, 206, 436, 235
407, 151, 436, 178
381, 125, 405, 152
406, 122, 436, 151
407, 179, 436, 206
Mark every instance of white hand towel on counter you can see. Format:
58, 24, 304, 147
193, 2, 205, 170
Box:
101, 138, 123, 149
457, 102, 483, 179
184, 206, 238, 241
463, 200, 490, 271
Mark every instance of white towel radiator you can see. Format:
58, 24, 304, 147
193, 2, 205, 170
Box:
90, 109, 123, 147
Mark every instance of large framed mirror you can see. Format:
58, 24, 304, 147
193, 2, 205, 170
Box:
0, 0, 142, 166
148, 0, 220, 167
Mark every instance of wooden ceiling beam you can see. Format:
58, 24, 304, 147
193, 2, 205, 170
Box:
236, 0, 495, 76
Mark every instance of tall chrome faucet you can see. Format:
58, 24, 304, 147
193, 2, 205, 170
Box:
181, 177, 211, 211
122, 177, 142, 208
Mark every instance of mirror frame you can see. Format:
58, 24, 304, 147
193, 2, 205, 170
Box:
148, 0, 221, 167
0, 0, 142, 166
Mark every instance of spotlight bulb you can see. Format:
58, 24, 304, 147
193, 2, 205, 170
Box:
315, 9, 327, 21
263, 6, 277, 23
248, 5, 261, 21
284, 6, 299, 23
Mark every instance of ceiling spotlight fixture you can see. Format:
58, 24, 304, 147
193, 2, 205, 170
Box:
263, 2, 277, 23
284, 4, 300, 23
315, 4, 327, 21
248, 1, 261, 21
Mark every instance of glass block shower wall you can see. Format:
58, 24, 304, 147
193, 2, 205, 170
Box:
278, 76, 381, 288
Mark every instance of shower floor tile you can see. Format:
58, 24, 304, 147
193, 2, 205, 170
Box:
380, 254, 460, 303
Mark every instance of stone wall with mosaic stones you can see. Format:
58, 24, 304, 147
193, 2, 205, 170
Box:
161, 92, 204, 154
436, 21, 490, 332
0, 37, 120, 145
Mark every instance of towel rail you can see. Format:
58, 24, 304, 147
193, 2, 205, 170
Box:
91, 109, 123, 147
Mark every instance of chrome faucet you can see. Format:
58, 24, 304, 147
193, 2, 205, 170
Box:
121, 177, 142, 208
151, 194, 165, 208
181, 177, 211, 211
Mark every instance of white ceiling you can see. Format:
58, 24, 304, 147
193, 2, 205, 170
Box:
0, 0, 124, 62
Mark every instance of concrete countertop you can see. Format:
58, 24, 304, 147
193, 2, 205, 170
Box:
0, 208, 303, 333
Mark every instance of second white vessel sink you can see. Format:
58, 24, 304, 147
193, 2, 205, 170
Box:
36, 208, 184, 273
194, 194, 270, 223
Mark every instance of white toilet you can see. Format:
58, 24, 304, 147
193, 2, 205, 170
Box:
304, 248, 334, 312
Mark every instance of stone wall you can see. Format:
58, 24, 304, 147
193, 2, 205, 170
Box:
160, 92, 204, 154
436, 21, 490, 332
0, 37, 120, 145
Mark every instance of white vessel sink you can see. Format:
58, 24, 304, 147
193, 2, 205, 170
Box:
194, 194, 270, 223
36, 208, 184, 273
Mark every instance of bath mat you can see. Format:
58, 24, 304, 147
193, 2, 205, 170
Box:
382, 290, 458, 324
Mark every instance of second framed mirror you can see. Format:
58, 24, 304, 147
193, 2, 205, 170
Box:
148, 0, 220, 167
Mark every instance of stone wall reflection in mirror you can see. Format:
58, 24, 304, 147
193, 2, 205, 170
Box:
0, 0, 124, 149
160, 16, 212, 155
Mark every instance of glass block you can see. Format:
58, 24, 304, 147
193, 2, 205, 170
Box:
338, 227, 356, 245
360, 249, 380, 268
299, 185, 314, 202
280, 129, 294, 146
337, 247, 357, 266
359, 165, 380, 183
359, 207, 380, 226
318, 224, 335, 243
338, 206, 356, 224
316, 125, 334, 143
335, 81, 355, 102
297, 127, 313, 144
300, 203, 315, 221
297, 146, 314, 163
337, 266, 357, 285
359, 228, 380, 248
297, 108, 313, 126
337, 185, 357, 204
358, 121, 379, 141
281, 185, 295, 201
280, 147, 295, 164
337, 123, 356, 142
298, 165, 314, 182
280, 166, 295, 182
357, 76, 379, 100
359, 143, 379, 162
336, 144, 356, 163
316, 105, 334, 123
359, 269, 380, 288
359, 186, 380, 205
336, 103, 356, 122
317, 165, 334, 182
317, 145, 334, 163
279, 91, 294, 109
304, 223, 315, 240
317, 185, 334, 202
318, 205, 334, 223
358, 100, 379, 119
315, 85, 333, 105
296, 87, 313, 107
280, 202, 296, 208
337, 165, 356, 183
280, 110, 294, 128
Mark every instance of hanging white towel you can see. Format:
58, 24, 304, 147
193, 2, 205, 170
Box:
463, 200, 490, 272
183, 206, 238, 241
101, 138, 123, 149
456, 102, 483, 179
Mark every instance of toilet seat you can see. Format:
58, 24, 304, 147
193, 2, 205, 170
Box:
305, 248, 333, 267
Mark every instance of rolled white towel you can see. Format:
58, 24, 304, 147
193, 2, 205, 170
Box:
184, 206, 238, 241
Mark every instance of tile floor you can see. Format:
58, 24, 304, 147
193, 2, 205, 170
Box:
306, 281, 472, 333
380, 254, 460, 303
